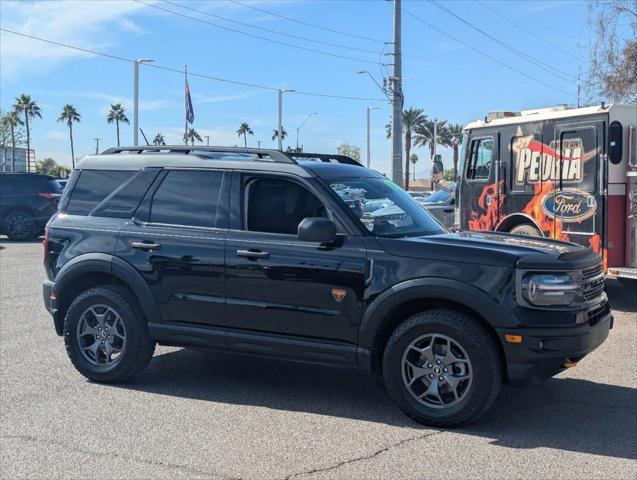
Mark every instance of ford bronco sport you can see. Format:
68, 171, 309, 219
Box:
42, 146, 612, 426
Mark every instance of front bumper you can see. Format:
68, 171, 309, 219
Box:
497, 306, 613, 385
43, 279, 63, 336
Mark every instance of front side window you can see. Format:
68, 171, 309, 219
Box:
326, 178, 445, 237
150, 170, 224, 228
467, 138, 494, 180
245, 177, 326, 235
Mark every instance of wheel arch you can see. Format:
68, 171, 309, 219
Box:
54, 254, 160, 325
359, 279, 510, 375
495, 213, 544, 236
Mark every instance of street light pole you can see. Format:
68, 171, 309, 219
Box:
391, 0, 404, 186
133, 58, 154, 146
296, 112, 317, 152
277, 88, 295, 151
94, 138, 101, 155
366, 107, 380, 168
204, 135, 210, 146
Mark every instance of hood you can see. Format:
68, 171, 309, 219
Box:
378, 230, 598, 269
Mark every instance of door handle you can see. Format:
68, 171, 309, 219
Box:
236, 249, 270, 259
131, 241, 161, 251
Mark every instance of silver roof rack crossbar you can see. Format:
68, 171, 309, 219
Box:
289, 152, 362, 166
100, 145, 297, 164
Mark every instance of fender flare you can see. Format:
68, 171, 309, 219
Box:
495, 213, 545, 236
54, 253, 160, 323
358, 277, 513, 350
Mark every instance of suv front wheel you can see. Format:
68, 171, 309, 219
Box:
64, 285, 155, 382
383, 309, 502, 427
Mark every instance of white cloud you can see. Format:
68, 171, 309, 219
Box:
0, 1, 147, 80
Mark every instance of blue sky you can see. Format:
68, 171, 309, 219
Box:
1, 0, 594, 176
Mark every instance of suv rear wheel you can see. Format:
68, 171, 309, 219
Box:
3, 211, 36, 240
383, 308, 501, 427
64, 285, 155, 382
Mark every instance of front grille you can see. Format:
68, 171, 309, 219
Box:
580, 262, 605, 302
587, 301, 610, 325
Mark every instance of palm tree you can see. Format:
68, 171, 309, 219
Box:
271, 127, 287, 141
185, 128, 202, 146
414, 119, 448, 161
386, 108, 427, 190
153, 133, 166, 146
57, 104, 81, 168
106, 104, 129, 146
2, 111, 23, 171
410, 153, 419, 181
237, 122, 254, 148
446, 123, 464, 180
13, 94, 42, 168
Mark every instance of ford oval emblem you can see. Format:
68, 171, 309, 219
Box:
541, 189, 596, 223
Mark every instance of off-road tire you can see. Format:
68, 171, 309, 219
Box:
383, 308, 502, 427
64, 285, 155, 382
510, 224, 542, 237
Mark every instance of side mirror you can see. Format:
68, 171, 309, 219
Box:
298, 217, 337, 243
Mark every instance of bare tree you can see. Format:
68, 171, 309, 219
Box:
587, 0, 637, 102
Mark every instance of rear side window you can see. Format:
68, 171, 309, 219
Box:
92, 168, 160, 218
149, 170, 224, 228
0, 174, 61, 194
66, 170, 133, 215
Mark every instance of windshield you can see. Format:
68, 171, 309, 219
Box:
424, 183, 455, 203
326, 178, 445, 237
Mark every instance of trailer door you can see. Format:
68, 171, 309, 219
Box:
551, 122, 603, 246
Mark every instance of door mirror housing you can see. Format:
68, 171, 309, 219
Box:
298, 217, 337, 243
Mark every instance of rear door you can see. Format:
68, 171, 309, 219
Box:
550, 121, 603, 248
116, 168, 229, 334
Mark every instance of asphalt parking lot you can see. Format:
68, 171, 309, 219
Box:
1, 238, 635, 480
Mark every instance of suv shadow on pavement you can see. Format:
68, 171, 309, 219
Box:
113, 348, 636, 461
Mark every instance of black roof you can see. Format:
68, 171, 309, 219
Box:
76, 146, 373, 180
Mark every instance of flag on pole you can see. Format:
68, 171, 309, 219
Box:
185, 77, 194, 124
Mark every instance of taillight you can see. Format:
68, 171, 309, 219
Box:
38, 192, 61, 200
43, 226, 50, 265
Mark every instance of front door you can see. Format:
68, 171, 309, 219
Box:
225, 173, 367, 344
463, 133, 500, 231
117, 168, 228, 337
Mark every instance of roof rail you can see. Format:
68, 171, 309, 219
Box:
289, 152, 363, 166
99, 145, 297, 164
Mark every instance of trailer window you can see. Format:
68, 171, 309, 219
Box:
467, 138, 493, 180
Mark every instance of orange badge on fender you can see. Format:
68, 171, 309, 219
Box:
331, 289, 347, 303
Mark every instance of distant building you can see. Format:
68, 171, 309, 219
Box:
0, 146, 35, 172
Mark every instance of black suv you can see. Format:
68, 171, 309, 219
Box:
1, 173, 62, 240
42, 147, 612, 426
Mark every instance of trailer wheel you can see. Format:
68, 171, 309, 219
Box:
510, 224, 541, 237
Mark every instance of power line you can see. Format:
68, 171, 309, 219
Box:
476, 1, 582, 61
429, 0, 578, 84
160, 0, 380, 55
226, 0, 385, 44
402, 9, 576, 98
134, 0, 377, 65
0, 28, 387, 102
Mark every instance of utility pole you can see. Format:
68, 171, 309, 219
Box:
277, 89, 295, 151
433, 120, 437, 160
258, 140, 261, 148
94, 138, 101, 155
391, 0, 404, 186
366, 106, 380, 168
133, 59, 153, 146
204, 135, 210, 146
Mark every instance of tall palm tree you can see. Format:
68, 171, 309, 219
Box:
13, 94, 42, 168
106, 104, 129, 146
153, 133, 166, 146
446, 123, 464, 180
271, 127, 287, 141
414, 119, 448, 161
2, 111, 23, 171
410, 153, 419, 181
185, 128, 202, 146
386, 108, 427, 190
237, 122, 254, 148
57, 104, 81, 169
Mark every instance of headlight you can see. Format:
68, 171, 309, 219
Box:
521, 273, 578, 306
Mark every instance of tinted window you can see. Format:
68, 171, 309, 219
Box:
92, 168, 160, 218
150, 170, 224, 227
246, 178, 326, 235
66, 170, 133, 215
467, 138, 493, 180
0, 174, 60, 194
